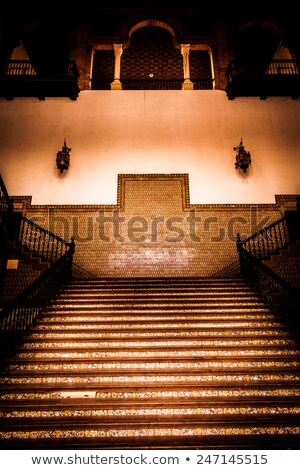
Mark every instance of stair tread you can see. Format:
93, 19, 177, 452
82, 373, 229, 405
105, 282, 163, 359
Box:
2, 396, 300, 406
0, 434, 298, 450
18, 340, 300, 349
0, 366, 300, 382
2, 384, 300, 396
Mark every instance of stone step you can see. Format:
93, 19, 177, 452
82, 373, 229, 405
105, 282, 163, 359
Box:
58, 291, 264, 298
37, 313, 279, 322
65, 284, 254, 291
2, 384, 300, 400
62, 287, 260, 294
66, 277, 248, 283
30, 320, 289, 330
1, 399, 300, 421
12, 346, 300, 360
1, 370, 300, 388
19, 337, 299, 349
47, 299, 271, 307
43, 307, 274, 315
52, 297, 268, 306
6, 357, 300, 372
26, 327, 296, 339
0, 421, 300, 450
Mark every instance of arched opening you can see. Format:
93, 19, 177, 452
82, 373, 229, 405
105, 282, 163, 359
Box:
91, 20, 213, 90
236, 21, 282, 66
21, 22, 70, 75
121, 26, 183, 89
226, 20, 299, 99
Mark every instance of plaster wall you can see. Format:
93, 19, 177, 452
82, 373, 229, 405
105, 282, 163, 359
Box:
0, 90, 300, 205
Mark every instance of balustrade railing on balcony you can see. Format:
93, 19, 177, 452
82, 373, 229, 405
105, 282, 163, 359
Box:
0, 60, 80, 100
91, 78, 214, 90
227, 59, 300, 77
226, 59, 300, 99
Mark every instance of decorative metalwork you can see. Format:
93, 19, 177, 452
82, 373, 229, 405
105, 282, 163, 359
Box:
237, 217, 288, 260
0, 60, 80, 100
56, 139, 71, 173
234, 138, 251, 173
226, 59, 300, 99
237, 216, 300, 333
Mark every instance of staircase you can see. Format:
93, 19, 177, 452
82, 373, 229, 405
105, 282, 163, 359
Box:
262, 240, 300, 291
1, 276, 300, 449
1, 240, 50, 307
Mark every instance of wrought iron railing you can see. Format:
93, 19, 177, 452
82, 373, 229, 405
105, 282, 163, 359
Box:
1, 174, 71, 265
0, 174, 13, 212
7, 212, 69, 263
91, 78, 214, 90
226, 59, 300, 78
237, 216, 289, 260
237, 216, 300, 332
0, 174, 75, 362
0, 250, 73, 362
226, 59, 300, 99
0, 60, 80, 100
1, 60, 79, 77
237, 246, 300, 332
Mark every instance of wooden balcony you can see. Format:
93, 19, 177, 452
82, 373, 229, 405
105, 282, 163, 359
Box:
225, 60, 300, 100
0, 60, 80, 100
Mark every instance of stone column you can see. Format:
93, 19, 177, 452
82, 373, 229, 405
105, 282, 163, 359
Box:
181, 44, 193, 90
111, 44, 123, 90
208, 47, 215, 89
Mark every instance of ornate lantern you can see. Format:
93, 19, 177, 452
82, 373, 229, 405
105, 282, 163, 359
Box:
233, 138, 251, 173
56, 139, 71, 173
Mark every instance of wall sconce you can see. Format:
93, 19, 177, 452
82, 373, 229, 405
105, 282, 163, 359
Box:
233, 138, 251, 173
56, 139, 71, 173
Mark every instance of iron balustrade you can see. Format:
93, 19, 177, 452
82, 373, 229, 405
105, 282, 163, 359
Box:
227, 60, 300, 78
0, 174, 13, 213
225, 59, 300, 99
0, 60, 80, 100
0, 174, 75, 363
237, 216, 300, 333
0, 250, 73, 362
91, 78, 214, 90
237, 216, 289, 260
4, 61, 36, 75
1, 60, 79, 77
237, 246, 300, 333
122, 79, 182, 90
8, 212, 69, 263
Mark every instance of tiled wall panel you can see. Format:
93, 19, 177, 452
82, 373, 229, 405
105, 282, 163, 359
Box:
23, 174, 293, 278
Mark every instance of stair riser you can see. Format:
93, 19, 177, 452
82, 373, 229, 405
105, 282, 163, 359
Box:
2, 405, 300, 419
7, 358, 300, 372
32, 321, 286, 330
13, 348, 300, 360
26, 329, 295, 339
19, 338, 299, 349
1, 425, 300, 441
2, 387, 300, 400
